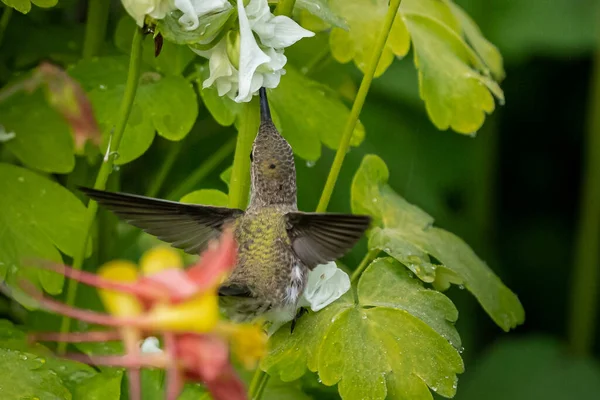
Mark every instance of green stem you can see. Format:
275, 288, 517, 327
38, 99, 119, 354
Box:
228, 99, 259, 209
248, 367, 270, 400
316, 0, 401, 212
57, 27, 145, 353
274, 0, 296, 16
567, 45, 600, 356
167, 137, 237, 200
351, 249, 380, 283
147, 140, 184, 198
82, 0, 111, 59
0, 7, 13, 49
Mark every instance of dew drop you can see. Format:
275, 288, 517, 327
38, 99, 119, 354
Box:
17, 176, 24, 182
306, 160, 316, 168
459, 346, 464, 354
99, 84, 107, 90
457, 284, 465, 290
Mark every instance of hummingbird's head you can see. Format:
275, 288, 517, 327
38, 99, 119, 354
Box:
249, 88, 297, 207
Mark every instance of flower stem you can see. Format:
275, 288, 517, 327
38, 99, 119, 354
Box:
316, 0, 401, 212
57, 27, 145, 353
82, 0, 111, 59
0, 6, 12, 48
351, 249, 380, 283
167, 136, 237, 200
146, 140, 184, 198
567, 42, 600, 356
248, 367, 270, 400
228, 99, 259, 209
274, 0, 296, 16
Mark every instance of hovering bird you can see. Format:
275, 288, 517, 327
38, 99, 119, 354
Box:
80, 88, 371, 324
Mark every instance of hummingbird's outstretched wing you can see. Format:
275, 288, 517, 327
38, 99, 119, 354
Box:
79, 187, 243, 255
285, 212, 371, 268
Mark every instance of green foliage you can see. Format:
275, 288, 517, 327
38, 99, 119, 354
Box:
351, 154, 524, 331
0, 0, 529, 399
180, 188, 229, 206
269, 67, 364, 161
0, 90, 75, 173
68, 55, 198, 165
2, 0, 56, 14
328, 0, 503, 134
0, 164, 88, 300
0, 319, 122, 399
263, 258, 464, 400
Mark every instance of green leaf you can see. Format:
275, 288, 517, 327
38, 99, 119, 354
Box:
351, 154, 525, 331
157, 7, 235, 45
444, 1, 504, 81
295, 0, 348, 30
220, 166, 232, 188
0, 90, 75, 173
180, 189, 229, 207
262, 258, 463, 400
0, 319, 122, 399
328, 0, 411, 77
69, 56, 198, 164
2, 0, 57, 13
457, 337, 600, 400
0, 164, 89, 300
328, 0, 504, 134
269, 67, 364, 162
0, 348, 72, 400
71, 369, 123, 400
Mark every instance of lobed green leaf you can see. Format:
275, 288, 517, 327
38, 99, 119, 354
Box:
351, 154, 525, 331
0, 90, 75, 173
2, 0, 57, 14
69, 56, 198, 165
262, 258, 463, 400
0, 164, 88, 301
0, 319, 122, 399
328, 0, 505, 134
269, 67, 364, 162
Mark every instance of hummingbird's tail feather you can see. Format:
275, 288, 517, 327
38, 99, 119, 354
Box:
259, 87, 272, 124
79, 187, 243, 255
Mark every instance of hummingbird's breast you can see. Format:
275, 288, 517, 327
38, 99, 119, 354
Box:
227, 205, 307, 312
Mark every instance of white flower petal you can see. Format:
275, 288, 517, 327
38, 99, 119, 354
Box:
191, 40, 235, 88
257, 15, 315, 49
140, 336, 163, 353
301, 262, 350, 312
175, 0, 231, 30
245, 0, 271, 24
121, 0, 159, 26
262, 70, 282, 89
235, 0, 270, 102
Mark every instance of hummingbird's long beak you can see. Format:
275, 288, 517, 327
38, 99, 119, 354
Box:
259, 87, 271, 124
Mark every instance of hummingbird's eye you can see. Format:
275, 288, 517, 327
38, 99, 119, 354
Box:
269, 164, 276, 169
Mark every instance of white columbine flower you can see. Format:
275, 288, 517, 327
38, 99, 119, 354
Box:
140, 336, 163, 353
266, 261, 351, 335
174, 0, 231, 31
122, 0, 230, 30
121, 0, 174, 26
192, 0, 314, 103
300, 261, 351, 312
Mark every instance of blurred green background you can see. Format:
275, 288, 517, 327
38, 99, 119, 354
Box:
2, 0, 600, 399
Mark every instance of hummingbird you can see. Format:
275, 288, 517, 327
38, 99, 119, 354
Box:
80, 88, 371, 325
